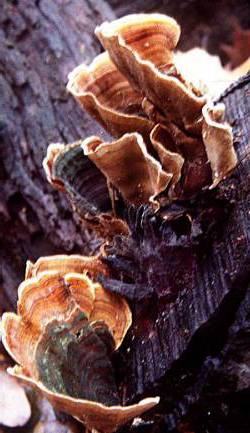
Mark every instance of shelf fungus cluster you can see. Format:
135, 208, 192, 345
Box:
43, 13, 237, 237
2, 12, 242, 433
1, 255, 159, 433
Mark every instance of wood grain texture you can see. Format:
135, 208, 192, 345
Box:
113, 73, 250, 433
0, 0, 115, 310
102, 73, 250, 401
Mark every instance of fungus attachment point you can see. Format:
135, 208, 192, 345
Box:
2, 255, 159, 433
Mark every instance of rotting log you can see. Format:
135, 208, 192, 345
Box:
0, 0, 116, 310
112, 73, 250, 433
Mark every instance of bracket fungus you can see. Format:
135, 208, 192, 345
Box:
2, 12, 244, 433
95, 14, 205, 133
43, 13, 238, 238
43, 142, 129, 237
67, 51, 154, 141
1, 255, 159, 433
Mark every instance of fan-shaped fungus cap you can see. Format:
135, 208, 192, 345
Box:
2, 255, 159, 433
47, 13, 238, 226
82, 133, 172, 205
67, 51, 153, 140
95, 13, 206, 133
150, 124, 184, 191
43, 141, 129, 237
25, 254, 109, 280
96, 13, 180, 68
202, 102, 237, 185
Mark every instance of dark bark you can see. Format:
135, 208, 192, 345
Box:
0, 0, 116, 311
103, 73, 250, 431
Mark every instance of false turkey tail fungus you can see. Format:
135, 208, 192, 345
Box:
61, 13, 237, 220
43, 142, 129, 237
2, 11, 248, 433
1, 256, 159, 433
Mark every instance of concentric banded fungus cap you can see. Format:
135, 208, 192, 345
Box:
25, 254, 110, 280
67, 51, 154, 141
82, 133, 172, 205
95, 13, 206, 133
2, 255, 159, 433
48, 13, 238, 228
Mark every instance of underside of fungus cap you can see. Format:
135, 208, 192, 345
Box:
43, 141, 129, 237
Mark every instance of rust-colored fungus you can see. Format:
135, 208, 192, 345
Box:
202, 102, 238, 185
82, 133, 171, 205
25, 254, 109, 280
95, 13, 206, 133
67, 51, 153, 141
51, 12, 237, 229
2, 256, 159, 433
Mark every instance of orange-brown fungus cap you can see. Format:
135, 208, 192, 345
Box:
25, 254, 109, 280
95, 13, 206, 133
202, 102, 237, 185
82, 133, 172, 205
1, 255, 159, 433
7, 367, 160, 433
67, 51, 153, 140
46, 13, 238, 219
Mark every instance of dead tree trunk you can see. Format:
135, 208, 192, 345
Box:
0, 0, 117, 310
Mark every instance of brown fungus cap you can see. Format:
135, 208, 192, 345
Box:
43, 141, 129, 238
202, 102, 237, 185
25, 254, 110, 280
82, 133, 172, 205
7, 367, 159, 433
67, 51, 153, 141
150, 124, 184, 192
46, 13, 238, 228
2, 255, 159, 433
95, 13, 206, 133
